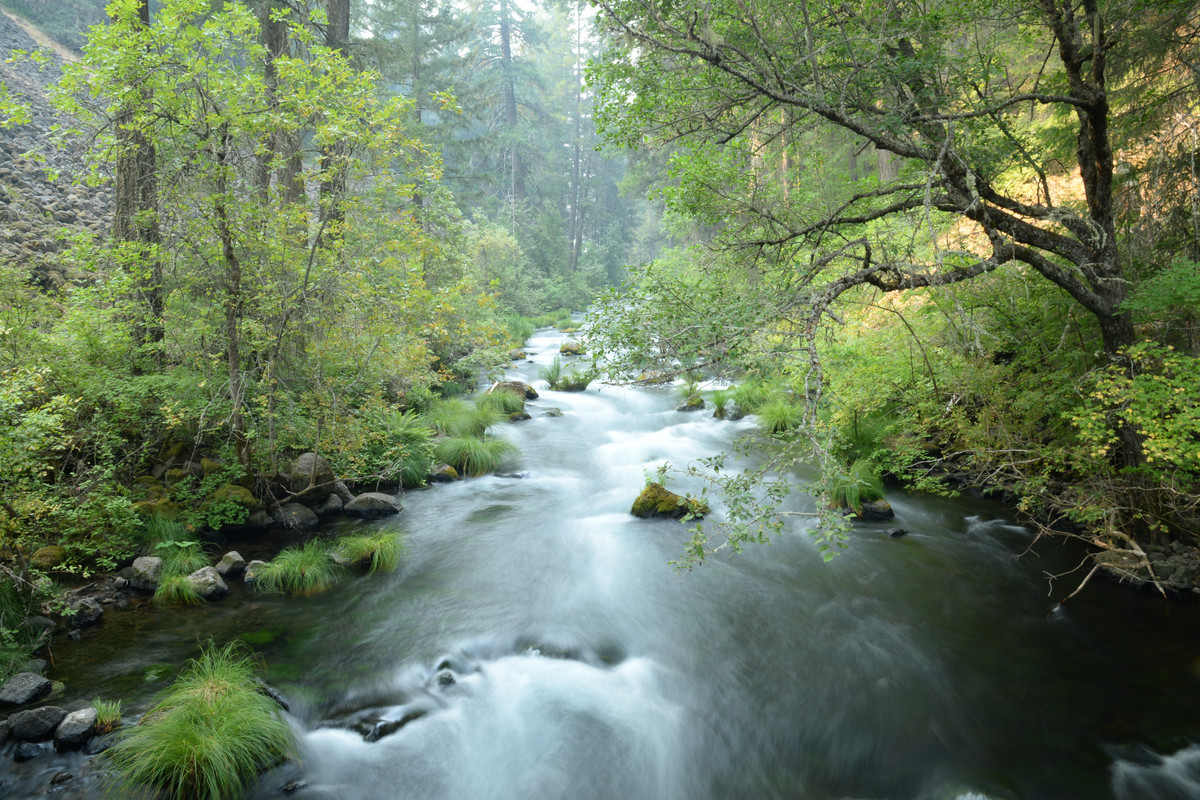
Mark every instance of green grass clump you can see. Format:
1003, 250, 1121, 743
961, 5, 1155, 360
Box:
427, 398, 503, 438
731, 380, 777, 414
710, 387, 733, 415
253, 540, 339, 597
538, 356, 592, 391
380, 411, 436, 488
503, 314, 535, 345
334, 532, 404, 575
434, 435, 519, 477
156, 541, 210, 577
93, 698, 122, 733
106, 642, 295, 800
153, 575, 204, 607
826, 459, 885, 515
756, 398, 803, 433
476, 390, 526, 417
538, 356, 563, 388
531, 308, 573, 328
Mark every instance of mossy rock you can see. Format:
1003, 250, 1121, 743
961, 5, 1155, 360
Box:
30, 545, 66, 571
200, 458, 222, 477
160, 442, 186, 462
132, 497, 182, 519
631, 483, 710, 519
676, 394, 705, 412
165, 467, 188, 485
208, 483, 257, 511
560, 341, 585, 356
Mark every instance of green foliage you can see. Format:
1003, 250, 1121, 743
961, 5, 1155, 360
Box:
433, 435, 519, 477
538, 357, 563, 388
476, 390, 526, 417
731, 380, 776, 415
503, 315, 536, 345
253, 540, 339, 598
427, 398, 503, 438
334, 532, 404, 575
105, 642, 295, 800
0, 574, 49, 682
756, 398, 802, 434
93, 697, 122, 734
152, 575, 204, 608
538, 356, 593, 391
825, 459, 885, 516
709, 387, 733, 415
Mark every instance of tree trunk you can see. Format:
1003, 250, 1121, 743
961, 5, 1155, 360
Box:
499, 0, 524, 202
112, 0, 163, 359
319, 0, 351, 242
214, 129, 252, 476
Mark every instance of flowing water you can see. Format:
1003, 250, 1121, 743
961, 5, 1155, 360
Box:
6, 326, 1200, 799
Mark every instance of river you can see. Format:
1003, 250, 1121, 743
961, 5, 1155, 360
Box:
6, 325, 1200, 799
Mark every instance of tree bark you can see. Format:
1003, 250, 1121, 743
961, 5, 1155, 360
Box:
319, 0, 351, 243
499, 0, 525, 202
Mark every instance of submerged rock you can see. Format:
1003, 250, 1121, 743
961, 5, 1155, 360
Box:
631, 483, 709, 520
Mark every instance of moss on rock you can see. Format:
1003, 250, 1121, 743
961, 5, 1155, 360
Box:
631, 483, 710, 519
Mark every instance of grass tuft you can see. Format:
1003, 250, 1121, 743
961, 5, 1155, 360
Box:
826, 459, 885, 515
538, 357, 563, 388
731, 380, 777, 414
153, 575, 204, 607
253, 540, 339, 597
106, 642, 294, 800
476, 390, 526, 416
380, 411, 436, 488
710, 387, 733, 415
427, 398, 503, 438
756, 398, 803, 433
334, 532, 404, 575
434, 435, 519, 477
94, 697, 122, 734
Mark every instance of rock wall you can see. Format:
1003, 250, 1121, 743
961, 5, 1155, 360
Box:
0, 11, 112, 289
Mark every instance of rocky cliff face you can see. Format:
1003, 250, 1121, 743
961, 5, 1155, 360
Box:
0, 11, 112, 289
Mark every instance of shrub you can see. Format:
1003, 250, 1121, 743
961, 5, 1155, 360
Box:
253, 540, 339, 597
105, 642, 295, 800
434, 435, 518, 477
756, 398, 803, 433
153, 575, 204, 607
334, 532, 404, 575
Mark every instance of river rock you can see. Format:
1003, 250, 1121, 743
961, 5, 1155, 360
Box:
676, 395, 705, 412
68, 597, 103, 628
129, 556, 164, 590
186, 566, 229, 600
560, 341, 585, 356
244, 560, 268, 584
490, 380, 539, 400
508, 349, 526, 360
542, 407, 564, 418
0, 672, 52, 706
15, 741, 45, 761
332, 480, 355, 503
858, 499, 895, 521
631, 483, 709, 520
29, 545, 65, 570
289, 452, 336, 504
344, 492, 403, 518
273, 502, 320, 531
216, 550, 246, 577
209, 483, 257, 512
430, 463, 458, 482
315, 493, 344, 515
8, 705, 66, 741
53, 707, 97, 749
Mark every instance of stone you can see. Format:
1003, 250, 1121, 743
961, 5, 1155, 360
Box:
186, 566, 229, 600
29, 545, 66, 570
216, 551, 246, 577
0, 672, 52, 707
289, 452, 337, 503
344, 492, 403, 518
885, 528, 909, 538
858, 499, 895, 521
244, 560, 269, 584
542, 407, 564, 418
53, 707, 97, 749
332, 480, 355, 503
68, 597, 103, 628
315, 493, 344, 515
49, 771, 75, 788
508, 349, 526, 360
209, 483, 257, 512
129, 556, 164, 590
246, 509, 274, 528
83, 733, 115, 755
273, 502, 320, 531
559, 340, 585, 356
430, 463, 458, 482
490, 380, 539, 400
631, 483, 709, 520
8, 706, 66, 741
200, 457, 222, 476
15, 741, 45, 761
675, 395, 705, 412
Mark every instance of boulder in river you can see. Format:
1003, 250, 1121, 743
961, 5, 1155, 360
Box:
344, 492, 403, 518
288, 452, 337, 504
490, 380, 539, 400
0, 672, 52, 707
186, 566, 229, 600
217, 550, 246, 577
430, 463, 458, 482
273, 502, 320, 531
8, 705, 66, 741
129, 556, 164, 591
631, 483, 709, 520
857, 499, 895, 521
54, 707, 97, 749
676, 395, 705, 412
